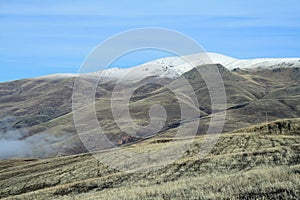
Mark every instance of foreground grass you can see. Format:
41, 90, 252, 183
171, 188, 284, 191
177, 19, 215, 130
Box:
70, 165, 300, 200
0, 119, 299, 199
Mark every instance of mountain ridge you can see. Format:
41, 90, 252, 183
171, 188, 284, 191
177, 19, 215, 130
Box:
18, 52, 300, 83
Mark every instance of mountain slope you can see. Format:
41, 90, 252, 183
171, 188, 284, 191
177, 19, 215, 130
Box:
1, 53, 300, 199
0, 53, 300, 158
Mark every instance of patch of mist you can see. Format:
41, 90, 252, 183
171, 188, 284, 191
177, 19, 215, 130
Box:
0, 116, 72, 159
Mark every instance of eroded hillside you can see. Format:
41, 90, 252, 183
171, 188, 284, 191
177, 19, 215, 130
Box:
0, 64, 300, 157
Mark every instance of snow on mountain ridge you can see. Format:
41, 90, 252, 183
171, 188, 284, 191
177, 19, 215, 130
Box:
34, 53, 300, 81
94, 52, 237, 81
96, 52, 300, 81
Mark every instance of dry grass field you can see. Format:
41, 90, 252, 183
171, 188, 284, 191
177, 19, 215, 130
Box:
1, 118, 299, 199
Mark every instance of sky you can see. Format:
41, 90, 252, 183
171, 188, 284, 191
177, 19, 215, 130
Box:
0, 0, 300, 82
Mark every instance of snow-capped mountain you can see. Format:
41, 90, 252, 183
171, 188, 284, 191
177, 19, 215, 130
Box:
94, 52, 300, 81
37, 52, 300, 81
94, 52, 237, 81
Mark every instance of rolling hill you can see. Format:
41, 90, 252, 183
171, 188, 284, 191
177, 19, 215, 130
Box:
0, 53, 300, 158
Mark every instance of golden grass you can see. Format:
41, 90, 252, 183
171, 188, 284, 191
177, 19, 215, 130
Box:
1, 119, 300, 199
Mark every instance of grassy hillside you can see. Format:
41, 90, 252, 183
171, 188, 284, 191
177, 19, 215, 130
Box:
0, 118, 299, 199
0, 65, 300, 157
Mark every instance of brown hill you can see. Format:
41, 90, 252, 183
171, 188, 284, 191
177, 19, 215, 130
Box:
0, 64, 300, 157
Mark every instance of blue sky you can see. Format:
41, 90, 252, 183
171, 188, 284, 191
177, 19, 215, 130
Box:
1, 0, 300, 82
